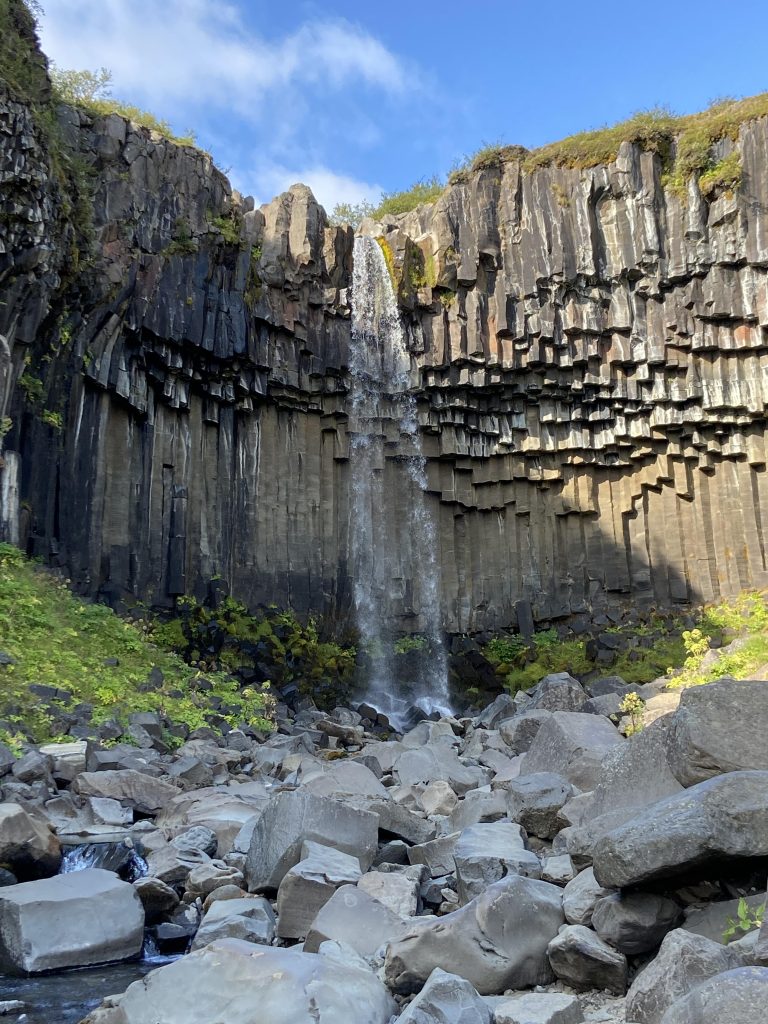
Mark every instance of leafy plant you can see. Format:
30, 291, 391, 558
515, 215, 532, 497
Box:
722, 898, 765, 941
210, 212, 242, 246
619, 692, 646, 735
394, 635, 428, 655
40, 408, 63, 431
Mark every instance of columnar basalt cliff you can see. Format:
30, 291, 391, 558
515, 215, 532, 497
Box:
3, 24, 768, 632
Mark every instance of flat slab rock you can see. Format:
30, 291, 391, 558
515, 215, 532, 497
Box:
485, 992, 584, 1024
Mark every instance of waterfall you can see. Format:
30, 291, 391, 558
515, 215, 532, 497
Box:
60, 841, 148, 883
349, 235, 451, 726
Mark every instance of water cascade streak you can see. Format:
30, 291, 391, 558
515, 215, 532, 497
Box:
349, 235, 451, 724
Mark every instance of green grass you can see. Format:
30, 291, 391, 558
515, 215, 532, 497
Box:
373, 176, 444, 218
0, 544, 272, 751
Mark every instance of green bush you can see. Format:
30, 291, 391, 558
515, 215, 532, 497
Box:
373, 176, 444, 218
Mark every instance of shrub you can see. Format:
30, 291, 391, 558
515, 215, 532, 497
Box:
373, 176, 444, 218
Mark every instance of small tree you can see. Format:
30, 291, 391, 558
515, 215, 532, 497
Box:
51, 66, 113, 104
329, 200, 376, 228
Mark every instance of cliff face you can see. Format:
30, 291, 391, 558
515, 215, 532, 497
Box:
3, 37, 768, 633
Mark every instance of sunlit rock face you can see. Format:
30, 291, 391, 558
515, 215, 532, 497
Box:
3, 15, 768, 632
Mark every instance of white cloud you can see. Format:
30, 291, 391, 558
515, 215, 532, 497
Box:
236, 161, 384, 214
38, 0, 410, 119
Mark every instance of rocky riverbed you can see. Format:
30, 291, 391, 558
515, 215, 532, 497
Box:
1, 673, 767, 1023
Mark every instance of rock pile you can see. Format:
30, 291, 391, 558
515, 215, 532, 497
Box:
0, 674, 766, 1023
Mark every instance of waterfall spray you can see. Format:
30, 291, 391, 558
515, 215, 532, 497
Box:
349, 235, 451, 725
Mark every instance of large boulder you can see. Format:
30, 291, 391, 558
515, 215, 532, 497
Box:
0, 803, 60, 879
591, 892, 683, 954
276, 841, 362, 939
487, 992, 584, 1024
626, 928, 745, 1024
528, 673, 589, 712
505, 773, 573, 839
561, 868, 613, 926
0, 868, 144, 973
244, 790, 378, 891
395, 967, 492, 1024
666, 679, 768, 787
394, 746, 487, 796
520, 713, 623, 791
592, 771, 768, 888
81, 939, 397, 1024
498, 711, 553, 755
659, 966, 768, 1024
191, 896, 275, 950
74, 770, 180, 814
546, 924, 627, 994
384, 875, 564, 995
304, 884, 411, 956
454, 822, 540, 904
358, 870, 420, 917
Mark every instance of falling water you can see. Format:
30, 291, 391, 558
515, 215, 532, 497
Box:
60, 841, 148, 882
349, 235, 451, 725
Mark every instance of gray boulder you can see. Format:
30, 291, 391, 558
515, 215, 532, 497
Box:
498, 711, 553, 754
666, 679, 768, 787
0, 802, 60, 878
304, 883, 411, 956
244, 790, 378, 891
277, 841, 362, 939
81, 939, 397, 1024
659, 966, 768, 1024
562, 868, 613, 927
626, 928, 744, 1024
0, 868, 144, 973
395, 747, 487, 796
454, 822, 540, 905
683, 893, 767, 944
593, 771, 768, 888
384, 875, 564, 995
541, 855, 576, 886
74, 770, 180, 814
591, 892, 682, 954
358, 870, 419, 917
395, 967, 492, 1024
191, 896, 275, 950
528, 673, 589, 712
408, 833, 460, 877
506, 773, 573, 839
488, 992, 584, 1024
547, 924, 627, 994
448, 789, 508, 831
520, 713, 623, 791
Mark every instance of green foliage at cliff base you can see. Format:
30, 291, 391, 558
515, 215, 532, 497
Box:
0, 544, 272, 751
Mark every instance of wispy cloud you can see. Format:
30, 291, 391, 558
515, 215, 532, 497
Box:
239, 161, 384, 213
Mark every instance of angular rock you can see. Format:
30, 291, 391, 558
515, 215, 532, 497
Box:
454, 822, 540, 904
185, 860, 244, 898
276, 841, 362, 939
304, 883, 411, 956
658, 966, 768, 1024
396, 967, 492, 1024
529, 673, 589, 712
666, 679, 768, 787
133, 876, 179, 923
547, 924, 628, 995
408, 832, 460, 878
506, 772, 573, 839
0, 868, 144, 973
592, 892, 683, 954
395, 747, 487, 796
191, 896, 275, 950
358, 870, 419, 917
498, 711, 553, 754
0, 802, 60, 879
244, 790, 378, 891
489, 992, 584, 1024
541, 855, 576, 886
384, 875, 564, 995
81, 939, 397, 1023
419, 780, 459, 817
448, 789, 508, 831
592, 771, 768, 888
626, 928, 745, 1024
520, 713, 623, 791
74, 770, 180, 814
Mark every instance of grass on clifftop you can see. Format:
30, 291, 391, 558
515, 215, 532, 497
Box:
0, 544, 272, 751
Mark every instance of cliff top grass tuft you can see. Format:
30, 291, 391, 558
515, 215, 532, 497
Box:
0, 543, 272, 751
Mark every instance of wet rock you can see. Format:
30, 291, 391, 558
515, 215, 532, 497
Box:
0, 868, 144, 973
384, 875, 564, 995
547, 924, 628, 995
0, 802, 60, 879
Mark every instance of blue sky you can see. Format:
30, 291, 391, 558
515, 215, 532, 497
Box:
39, 1, 768, 212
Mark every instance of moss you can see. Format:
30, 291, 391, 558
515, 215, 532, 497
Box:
210, 211, 243, 246
698, 150, 742, 199
376, 236, 397, 289
373, 176, 444, 218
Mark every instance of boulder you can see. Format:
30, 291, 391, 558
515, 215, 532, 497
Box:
395, 967, 492, 1024
81, 939, 397, 1024
277, 841, 362, 939
133, 876, 179, 922
408, 833, 460, 878
302, 760, 389, 800
666, 679, 768, 787
626, 928, 745, 1024
384, 875, 564, 995
191, 896, 275, 950
682, 893, 767, 944
520, 713, 623, 791
528, 673, 589, 712
358, 870, 419, 917
591, 892, 682, 954
498, 711, 553, 754
547, 924, 627, 995
505, 773, 573, 839
419, 780, 459, 817
592, 771, 768, 888
658, 966, 768, 1024
448, 789, 508, 831
541, 855, 576, 886
394, 747, 487, 796
185, 860, 244, 898
0, 803, 60, 879
454, 822, 540, 904
370, 799, 437, 845
244, 790, 378, 891
0, 868, 144, 973
304, 883, 411, 956
74, 770, 180, 814
488, 992, 584, 1024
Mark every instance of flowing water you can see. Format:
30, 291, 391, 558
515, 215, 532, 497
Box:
349, 235, 451, 725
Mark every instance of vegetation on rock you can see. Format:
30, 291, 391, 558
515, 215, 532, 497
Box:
0, 544, 273, 751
